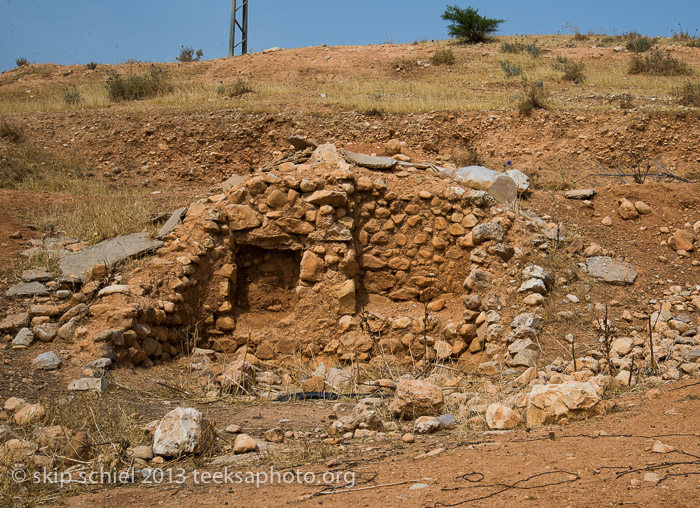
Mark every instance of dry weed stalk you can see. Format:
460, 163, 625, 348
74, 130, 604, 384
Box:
595, 305, 617, 376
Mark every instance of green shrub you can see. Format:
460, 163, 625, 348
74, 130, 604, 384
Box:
430, 48, 456, 66
499, 61, 522, 78
626, 36, 653, 53
517, 80, 547, 115
105, 67, 172, 102
62, 86, 81, 105
553, 56, 586, 82
441, 5, 504, 44
86, 61, 98, 70
15, 57, 29, 67
176, 45, 203, 62
673, 81, 700, 106
628, 49, 692, 76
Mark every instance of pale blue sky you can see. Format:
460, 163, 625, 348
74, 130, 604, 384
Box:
1, 0, 699, 72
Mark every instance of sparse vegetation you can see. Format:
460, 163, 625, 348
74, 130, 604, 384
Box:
525, 43, 542, 58
430, 47, 456, 66
552, 56, 586, 82
15, 57, 29, 67
105, 66, 172, 102
517, 80, 548, 115
501, 41, 540, 57
499, 61, 522, 78
451, 146, 482, 167
628, 49, 692, 76
176, 45, 204, 63
62, 86, 81, 105
441, 5, 504, 44
217, 79, 254, 98
500, 41, 524, 54
0, 118, 24, 142
86, 61, 98, 70
626, 36, 653, 53
673, 81, 700, 107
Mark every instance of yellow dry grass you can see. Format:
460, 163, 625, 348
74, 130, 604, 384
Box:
0, 36, 697, 115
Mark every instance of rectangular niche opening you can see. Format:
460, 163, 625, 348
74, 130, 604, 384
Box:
233, 245, 301, 314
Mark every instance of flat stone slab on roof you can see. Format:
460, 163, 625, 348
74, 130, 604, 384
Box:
59, 232, 163, 279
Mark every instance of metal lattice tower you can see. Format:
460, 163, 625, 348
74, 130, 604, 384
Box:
229, 0, 249, 56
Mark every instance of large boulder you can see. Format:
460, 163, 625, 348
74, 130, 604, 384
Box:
152, 407, 214, 457
526, 382, 604, 427
390, 379, 444, 420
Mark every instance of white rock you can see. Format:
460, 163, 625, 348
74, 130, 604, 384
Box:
152, 408, 214, 456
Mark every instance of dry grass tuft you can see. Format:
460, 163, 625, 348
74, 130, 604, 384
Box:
628, 49, 693, 76
0, 118, 24, 142
673, 81, 700, 106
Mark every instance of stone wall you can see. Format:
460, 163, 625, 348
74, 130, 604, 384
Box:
81, 144, 522, 367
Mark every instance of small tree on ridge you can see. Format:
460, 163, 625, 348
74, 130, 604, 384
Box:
441, 5, 504, 44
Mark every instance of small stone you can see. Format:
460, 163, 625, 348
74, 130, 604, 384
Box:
634, 201, 651, 215
523, 294, 545, 306
131, 445, 154, 460
12, 328, 34, 348
601, 217, 612, 226
618, 199, 639, 220
263, 428, 285, 443
565, 189, 596, 200
402, 433, 415, 443
14, 403, 46, 426
652, 440, 676, 453
32, 351, 62, 370
225, 424, 242, 434
234, 434, 259, 454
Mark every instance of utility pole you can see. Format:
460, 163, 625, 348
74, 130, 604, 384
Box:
229, 0, 249, 57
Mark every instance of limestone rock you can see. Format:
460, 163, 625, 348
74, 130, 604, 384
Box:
390, 379, 444, 420
506, 169, 530, 193
6, 282, 49, 297
472, 222, 505, 245
300, 251, 324, 281
618, 199, 639, 220
152, 407, 214, 456
336, 279, 356, 315
306, 190, 347, 207
234, 433, 259, 454
226, 204, 262, 230
343, 150, 397, 170
486, 404, 521, 430
669, 230, 694, 252
0, 312, 31, 332
634, 201, 651, 215
586, 257, 637, 285
67, 377, 110, 392
12, 327, 34, 347
526, 382, 604, 427
14, 403, 46, 426
564, 189, 596, 200
32, 351, 62, 370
